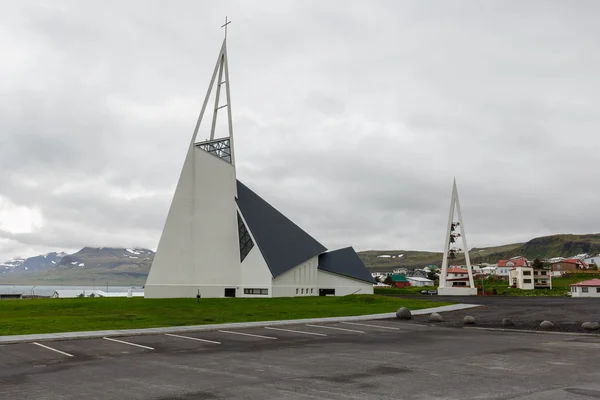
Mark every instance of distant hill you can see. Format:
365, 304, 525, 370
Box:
359, 233, 600, 272
3, 233, 600, 284
0, 248, 153, 286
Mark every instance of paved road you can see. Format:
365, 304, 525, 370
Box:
2, 318, 600, 399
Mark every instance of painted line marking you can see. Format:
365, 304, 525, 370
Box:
165, 333, 221, 345
103, 337, 154, 350
218, 330, 277, 340
340, 322, 400, 330
32, 342, 74, 358
264, 327, 327, 336
306, 324, 365, 333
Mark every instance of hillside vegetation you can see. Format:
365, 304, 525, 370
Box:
360, 233, 600, 271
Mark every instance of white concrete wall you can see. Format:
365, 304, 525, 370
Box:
316, 270, 374, 296
272, 256, 319, 297
146, 147, 241, 298
571, 286, 600, 297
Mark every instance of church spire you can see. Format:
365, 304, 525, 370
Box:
190, 21, 235, 164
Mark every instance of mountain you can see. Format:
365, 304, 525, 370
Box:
0, 257, 26, 274
0, 248, 154, 285
360, 233, 600, 272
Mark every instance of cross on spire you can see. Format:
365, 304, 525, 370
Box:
221, 16, 232, 40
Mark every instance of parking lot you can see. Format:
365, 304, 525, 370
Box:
3, 317, 600, 399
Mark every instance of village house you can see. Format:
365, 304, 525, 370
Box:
406, 276, 434, 287
445, 267, 470, 287
497, 258, 528, 278
508, 266, 534, 290
570, 279, 600, 298
389, 274, 411, 288
551, 258, 589, 276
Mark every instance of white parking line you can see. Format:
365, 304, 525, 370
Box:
264, 327, 327, 336
306, 324, 365, 333
103, 337, 155, 350
218, 330, 277, 340
340, 322, 400, 330
165, 333, 221, 344
32, 342, 74, 358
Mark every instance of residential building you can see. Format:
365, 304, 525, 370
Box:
407, 269, 428, 278
509, 266, 534, 290
497, 258, 528, 278
443, 267, 472, 288
392, 268, 408, 275
390, 274, 411, 288
406, 276, 435, 287
583, 255, 600, 267
532, 268, 552, 289
551, 258, 589, 276
570, 279, 600, 298
481, 266, 497, 275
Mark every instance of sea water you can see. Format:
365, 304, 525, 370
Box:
0, 285, 144, 297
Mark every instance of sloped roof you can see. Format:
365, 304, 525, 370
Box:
318, 247, 376, 284
389, 274, 408, 282
447, 267, 468, 274
406, 276, 434, 282
571, 279, 600, 287
236, 180, 327, 278
498, 259, 527, 267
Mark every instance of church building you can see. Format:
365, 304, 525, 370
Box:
145, 35, 374, 298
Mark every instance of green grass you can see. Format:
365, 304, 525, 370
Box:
0, 295, 452, 336
374, 286, 436, 295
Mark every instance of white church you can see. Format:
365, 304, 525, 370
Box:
145, 35, 374, 299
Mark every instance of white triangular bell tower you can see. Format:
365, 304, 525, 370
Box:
145, 24, 243, 299
438, 179, 477, 296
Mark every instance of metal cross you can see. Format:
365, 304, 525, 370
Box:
222, 16, 232, 40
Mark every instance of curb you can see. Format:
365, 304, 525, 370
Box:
0, 303, 480, 344
465, 326, 600, 337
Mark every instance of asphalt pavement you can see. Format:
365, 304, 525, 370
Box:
2, 316, 600, 399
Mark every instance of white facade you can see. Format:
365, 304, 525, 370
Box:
145, 38, 373, 299
406, 276, 434, 287
145, 148, 241, 299
509, 267, 534, 290
571, 285, 600, 297
317, 270, 374, 296
584, 255, 600, 267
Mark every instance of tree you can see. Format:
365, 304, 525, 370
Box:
427, 271, 437, 281
383, 275, 393, 286
532, 258, 544, 269
591, 264, 598, 271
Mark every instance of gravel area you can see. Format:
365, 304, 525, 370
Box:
387, 295, 600, 333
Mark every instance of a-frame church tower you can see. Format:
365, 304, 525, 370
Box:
145, 34, 374, 299
437, 179, 477, 296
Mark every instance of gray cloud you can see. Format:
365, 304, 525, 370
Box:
1, 0, 600, 260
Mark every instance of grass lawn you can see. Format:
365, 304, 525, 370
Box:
375, 286, 436, 295
0, 295, 452, 336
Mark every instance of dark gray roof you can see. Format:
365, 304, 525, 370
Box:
318, 247, 376, 284
236, 180, 327, 278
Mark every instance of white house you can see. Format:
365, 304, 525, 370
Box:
583, 255, 600, 267
145, 37, 374, 299
481, 266, 497, 275
508, 267, 534, 290
570, 279, 600, 297
406, 276, 434, 287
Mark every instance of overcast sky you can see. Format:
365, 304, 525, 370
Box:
1, 0, 599, 261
